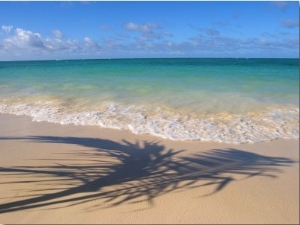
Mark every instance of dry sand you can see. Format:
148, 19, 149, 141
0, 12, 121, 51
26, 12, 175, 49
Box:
0, 113, 299, 224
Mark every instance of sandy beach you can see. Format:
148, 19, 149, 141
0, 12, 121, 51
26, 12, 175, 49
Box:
0, 113, 298, 224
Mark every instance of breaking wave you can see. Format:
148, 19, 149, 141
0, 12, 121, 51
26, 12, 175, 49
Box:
0, 99, 298, 144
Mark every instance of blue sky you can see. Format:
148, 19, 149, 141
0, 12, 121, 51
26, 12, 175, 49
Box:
0, 1, 299, 60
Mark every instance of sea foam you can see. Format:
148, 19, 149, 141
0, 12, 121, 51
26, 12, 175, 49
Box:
0, 100, 298, 144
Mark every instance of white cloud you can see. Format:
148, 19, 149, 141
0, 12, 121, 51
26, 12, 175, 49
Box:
84, 37, 101, 50
52, 29, 63, 39
6, 28, 45, 49
124, 22, 159, 33
0, 28, 84, 59
0, 27, 107, 60
43, 37, 80, 52
124, 22, 138, 31
124, 22, 172, 42
1, 25, 13, 34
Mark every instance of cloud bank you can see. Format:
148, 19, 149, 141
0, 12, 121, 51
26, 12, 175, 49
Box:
0, 23, 298, 60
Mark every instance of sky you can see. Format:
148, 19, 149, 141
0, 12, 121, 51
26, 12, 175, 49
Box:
0, 1, 299, 60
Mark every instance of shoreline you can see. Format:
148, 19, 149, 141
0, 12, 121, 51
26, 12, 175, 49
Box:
1, 101, 299, 144
0, 113, 299, 224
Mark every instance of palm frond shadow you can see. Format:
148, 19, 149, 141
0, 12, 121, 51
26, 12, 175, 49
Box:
0, 135, 296, 213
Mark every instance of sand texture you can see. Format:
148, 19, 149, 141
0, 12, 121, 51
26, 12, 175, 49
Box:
0, 113, 299, 224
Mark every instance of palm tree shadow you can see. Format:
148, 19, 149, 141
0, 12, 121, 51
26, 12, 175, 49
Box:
0, 135, 296, 213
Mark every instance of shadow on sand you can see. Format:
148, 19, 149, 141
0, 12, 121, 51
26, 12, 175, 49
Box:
0, 136, 296, 213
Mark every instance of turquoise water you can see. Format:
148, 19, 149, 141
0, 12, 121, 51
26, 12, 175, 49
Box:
0, 58, 299, 143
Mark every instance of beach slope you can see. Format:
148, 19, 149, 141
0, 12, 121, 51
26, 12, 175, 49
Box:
0, 113, 298, 224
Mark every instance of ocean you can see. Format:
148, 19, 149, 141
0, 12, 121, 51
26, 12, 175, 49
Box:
0, 58, 298, 143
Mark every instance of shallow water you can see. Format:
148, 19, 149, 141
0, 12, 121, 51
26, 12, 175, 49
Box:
0, 58, 299, 143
